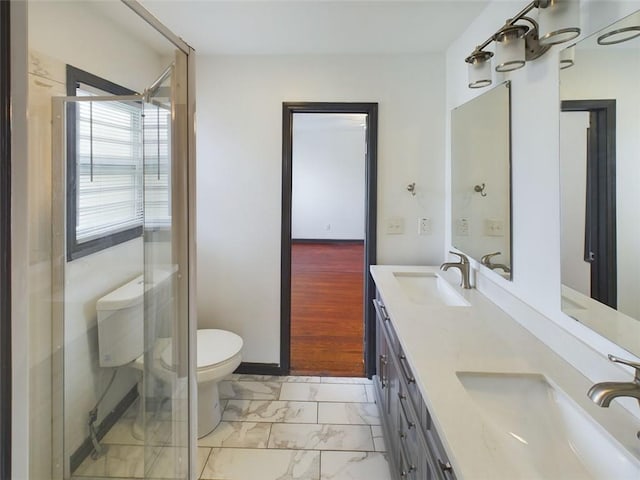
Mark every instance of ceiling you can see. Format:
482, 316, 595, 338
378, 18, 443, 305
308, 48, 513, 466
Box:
140, 0, 491, 55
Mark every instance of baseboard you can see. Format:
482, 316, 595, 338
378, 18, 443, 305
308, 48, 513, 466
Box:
235, 362, 286, 376
70, 385, 138, 474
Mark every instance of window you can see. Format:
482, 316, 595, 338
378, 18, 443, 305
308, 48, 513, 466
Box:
66, 66, 171, 260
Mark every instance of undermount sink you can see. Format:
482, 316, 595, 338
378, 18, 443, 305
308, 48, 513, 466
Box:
393, 272, 470, 307
457, 371, 640, 479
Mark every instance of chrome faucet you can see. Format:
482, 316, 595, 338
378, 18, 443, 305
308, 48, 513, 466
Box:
480, 252, 511, 273
440, 251, 472, 289
588, 355, 640, 408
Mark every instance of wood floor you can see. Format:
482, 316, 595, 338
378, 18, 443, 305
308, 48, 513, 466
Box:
290, 241, 365, 377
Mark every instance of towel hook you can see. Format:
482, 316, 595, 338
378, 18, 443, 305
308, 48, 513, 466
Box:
474, 183, 487, 197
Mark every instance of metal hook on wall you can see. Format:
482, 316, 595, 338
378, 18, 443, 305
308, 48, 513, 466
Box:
407, 182, 416, 196
474, 183, 487, 197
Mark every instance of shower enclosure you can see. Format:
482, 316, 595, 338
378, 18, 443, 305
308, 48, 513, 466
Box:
24, 1, 196, 478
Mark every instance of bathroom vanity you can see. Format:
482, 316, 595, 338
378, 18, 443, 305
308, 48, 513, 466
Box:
374, 293, 455, 479
371, 265, 640, 480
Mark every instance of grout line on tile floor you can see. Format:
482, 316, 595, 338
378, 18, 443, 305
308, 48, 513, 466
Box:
198, 447, 212, 479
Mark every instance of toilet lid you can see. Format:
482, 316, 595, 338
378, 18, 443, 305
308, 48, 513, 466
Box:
160, 329, 243, 368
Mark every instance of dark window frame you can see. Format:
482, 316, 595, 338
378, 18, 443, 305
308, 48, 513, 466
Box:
65, 65, 142, 261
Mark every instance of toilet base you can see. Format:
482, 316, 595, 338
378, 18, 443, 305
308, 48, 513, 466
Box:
198, 381, 222, 438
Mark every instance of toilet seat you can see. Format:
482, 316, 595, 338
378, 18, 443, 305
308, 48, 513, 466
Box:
195, 329, 243, 369
158, 329, 243, 382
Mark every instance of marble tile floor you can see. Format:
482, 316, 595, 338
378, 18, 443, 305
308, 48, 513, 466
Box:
73, 374, 392, 480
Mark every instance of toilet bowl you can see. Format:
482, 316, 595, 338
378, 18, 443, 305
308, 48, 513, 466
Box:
154, 330, 243, 437
96, 274, 243, 439
188, 329, 243, 437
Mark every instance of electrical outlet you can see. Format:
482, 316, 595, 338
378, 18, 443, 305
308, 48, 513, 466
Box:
484, 218, 504, 237
456, 218, 470, 236
385, 217, 405, 235
418, 217, 431, 235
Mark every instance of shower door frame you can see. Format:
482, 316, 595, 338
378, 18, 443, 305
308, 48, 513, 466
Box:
0, 1, 12, 479
49, 2, 197, 479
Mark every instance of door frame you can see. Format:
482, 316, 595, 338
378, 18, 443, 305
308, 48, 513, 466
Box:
561, 99, 617, 308
280, 102, 378, 377
0, 1, 12, 477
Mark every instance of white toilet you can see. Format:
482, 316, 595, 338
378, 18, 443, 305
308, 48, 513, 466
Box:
189, 329, 242, 436
96, 273, 243, 439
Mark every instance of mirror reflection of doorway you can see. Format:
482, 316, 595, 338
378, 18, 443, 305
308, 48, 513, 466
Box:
561, 100, 617, 309
281, 103, 378, 377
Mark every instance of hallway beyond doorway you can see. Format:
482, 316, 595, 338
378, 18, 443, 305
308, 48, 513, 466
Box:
290, 241, 364, 377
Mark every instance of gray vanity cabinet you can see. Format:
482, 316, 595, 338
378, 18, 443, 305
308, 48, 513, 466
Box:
373, 295, 456, 480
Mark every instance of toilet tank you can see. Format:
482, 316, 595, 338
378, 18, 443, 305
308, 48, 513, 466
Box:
96, 275, 145, 367
96, 269, 174, 367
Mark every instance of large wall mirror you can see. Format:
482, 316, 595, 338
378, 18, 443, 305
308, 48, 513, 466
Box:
560, 10, 640, 356
451, 81, 512, 279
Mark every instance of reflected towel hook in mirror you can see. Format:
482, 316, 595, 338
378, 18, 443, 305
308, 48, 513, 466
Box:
474, 183, 487, 197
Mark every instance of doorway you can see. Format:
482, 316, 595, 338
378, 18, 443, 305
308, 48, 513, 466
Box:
561, 100, 617, 308
281, 102, 378, 377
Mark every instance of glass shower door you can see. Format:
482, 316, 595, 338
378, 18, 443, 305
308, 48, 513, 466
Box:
141, 58, 191, 479
51, 57, 192, 480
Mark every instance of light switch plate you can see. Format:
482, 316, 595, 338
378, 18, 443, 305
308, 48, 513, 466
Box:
418, 217, 432, 235
386, 217, 405, 234
456, 218, 470, 236
484, 218, 504, 237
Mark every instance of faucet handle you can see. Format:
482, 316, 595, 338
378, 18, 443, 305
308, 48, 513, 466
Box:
448, 251, 469, 264
608, 354, 640, 382
480, 252, 501, 265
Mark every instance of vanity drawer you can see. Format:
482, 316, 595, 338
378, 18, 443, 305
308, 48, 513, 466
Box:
397, 392, 420, 480
398, 393, 440, 480
422, 406, 456, 480
374, 298, 400, 352
396, 344, 422, 412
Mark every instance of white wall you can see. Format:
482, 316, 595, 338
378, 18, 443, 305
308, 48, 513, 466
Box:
197, 54, 445, 363
559, 111, 590, 296
446, 0, 640, 403
292, 115, 366, 240
27, 1, 169, 473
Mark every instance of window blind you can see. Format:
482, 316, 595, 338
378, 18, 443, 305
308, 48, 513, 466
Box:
75, 87, 144, 243
143, 102, 171, 228
74, 87, 171, 246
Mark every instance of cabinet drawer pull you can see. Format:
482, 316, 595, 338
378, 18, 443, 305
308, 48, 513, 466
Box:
399, 463, 415, 477
398, 353, 416, 384
379, 302, 390, 320
438, 459, 453, 473
399, 448, 416, 478
398, 392, 416, 429
378, 354, 387, 388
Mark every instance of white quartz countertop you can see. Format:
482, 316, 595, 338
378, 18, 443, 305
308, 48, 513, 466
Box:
370, 265, 640, 480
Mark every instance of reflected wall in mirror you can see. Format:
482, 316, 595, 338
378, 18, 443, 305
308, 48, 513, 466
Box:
560, 9, 640, 356
451, 81, 512, 279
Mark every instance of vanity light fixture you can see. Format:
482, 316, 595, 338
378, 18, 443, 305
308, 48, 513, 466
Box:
597, 26, 640, 45
464, 0, 580, 88
537, 0, 581, 45
465, 50, 493, 88
559, 44, 575, 69
494, 25, 529, 72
